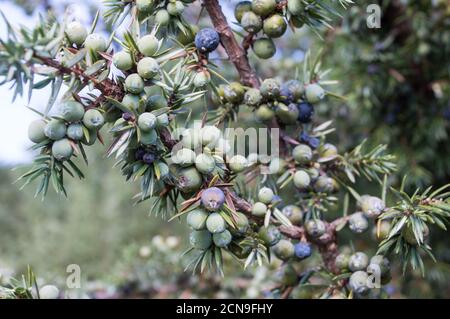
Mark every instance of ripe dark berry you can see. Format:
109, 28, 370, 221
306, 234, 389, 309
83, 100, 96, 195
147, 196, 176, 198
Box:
195, 28, 220, 53
294, 242, 312, 259
143, 152, 155, 164
297, 102, 314, 123
299, 132, 320, 149
135, 148, 146, 160
201, 187, 225, 211
122, 112, 134, 121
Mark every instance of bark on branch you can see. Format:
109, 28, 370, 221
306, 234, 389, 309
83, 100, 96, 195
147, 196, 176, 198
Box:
203, 0, 260, 88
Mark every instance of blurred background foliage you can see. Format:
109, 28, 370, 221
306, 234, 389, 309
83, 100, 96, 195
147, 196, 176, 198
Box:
0, 0, 449, 298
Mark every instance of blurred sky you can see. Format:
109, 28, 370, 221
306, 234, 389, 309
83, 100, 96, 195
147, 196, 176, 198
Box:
0, 0, 99, 165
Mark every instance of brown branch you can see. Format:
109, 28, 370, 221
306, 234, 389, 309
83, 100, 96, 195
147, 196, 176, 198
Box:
203, 0, 260, 88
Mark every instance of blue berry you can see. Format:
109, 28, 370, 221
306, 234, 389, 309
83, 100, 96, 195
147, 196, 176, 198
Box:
195, 28, 220, 53
297, 102, 314, 123
201, 187, 225, 211
294, 242, 312, 259
135, 148, 146, 160
299, 132, 320, 149
143, 152, 155, 164
279, 84, 294, 104
122, 112, 134, 121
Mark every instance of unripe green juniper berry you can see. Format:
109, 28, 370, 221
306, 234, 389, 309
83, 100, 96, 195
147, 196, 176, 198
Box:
187, 208, 209, 230
255, 104, 275, 121
155, 9, 170, 26
234, 1, 252, 23
195, 28, 220, 53
268, 157, 287, 174
193, 71, 210, 88
177, 166, 202, 193
313, 176, 335, 193
190, 230, 212, 250
224, 82, 245, 104
287, 0, 303, 16
305, 219, 326, 237
251, 0, 277, 17
273, 239, 295, 260
84, 33, 107, 53
402, 223, 429, 245
372, 220, 391, 241
138, 113, 157, 131
147, 95, 168, 110
137, 57, 160, 80
294, 242, 312, 259
252, 202, 267, 217
320, 143, 338, 158
348, 212, 369, 234
28, 119, 47, 143
229, 155, 248, 173
281, 205, 303, 225
241, 11, 263, 33
293, 144, 312, 164
59, 101, 85, 122
113, 51, 133, 71
138, 35, 159, 57
140, 129, 158, 145
293, 170, 311, 189
348, 271, 370, 296
67, 123, 84, 141
252, 37, 276, 59
297, 102, 314, 123
83, 109, 104, 130
201, 187, 225, 211
136, 0, 154, 13
258, 225, 281, 246
305, 83, 326, 103
177, 24, 199, 45
206, 212, 226, 233
244, 88, 263, 106
275, 103, 299, 124
44, 119, 66, 140
122, 94, 141, 111
348, 252, 369, 272
258, 187, 274, 204
201, 125, 221, 147
181, 128, 202, 149
66, 21, 87, 46
174, 148, 196, 167
39, 285, 60, 299
260, 78, 281, 98
125, 74, 145, 94
167, 1, 184, 16
213, 230, 232, 247
368, 255, 390, 276
156, 114, 169, 127
335, 253, 350, 271
360, 196, 385, 218
263, 14, 287, 38
235, 212, 249, 234
195, 153, 215, 174
52, 138, 73, 161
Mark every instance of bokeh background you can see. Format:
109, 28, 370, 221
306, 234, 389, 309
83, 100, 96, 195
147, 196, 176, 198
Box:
0, 0, 449, 298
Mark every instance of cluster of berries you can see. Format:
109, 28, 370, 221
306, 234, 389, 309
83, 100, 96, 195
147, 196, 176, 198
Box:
28, 101, 104, 162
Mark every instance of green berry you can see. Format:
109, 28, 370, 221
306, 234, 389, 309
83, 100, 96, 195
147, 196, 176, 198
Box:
241, 11, 263, 33
39, 285, 59, 299
190, 230, 212, 250
155, 9, 170, 26
252, 202, 267, 217
234, 1, 252, 23
293, 170, 310, 189
335, 253, 350, 271
348, 252, 369, 272
213, 230, 232, 247
275, 103, 299, 124
313, 176, 335, 193
28, 119, 47, 143
67, 123, 84, 141
252, 37, 276, 59
136, 0, 154, 13
258, 225, 281, 246
195, 153, 216, 174
187, 208, 209, 230
147, 95, 168, 110
402, 224, 429, 245
244, 88, 262, 106
201, 125, 221, 147
138, 112, 157, 131
305, 219, 326, 237
66, 21, 87, 46
229, 155, 248, 173
173, 148, 196, 167
360, 196, 385, 218
287, 0, 303, 16
368, 255, 390, 276
113, 51, 133, 71
206, 212, 226, 234
177, 24, 199, 45
263, 14, 287, 38
235, 212, 249, 234
122, 94, 141, 111
258, 187, 274, 204
283, 79, 304, 100
52, 138, 73, 161
59, 101, 85, 122
84, 33, 107, 53
44, 119, 66, 140
224, 82, 245, 104
348, 212, 369, 234
255, 104, 275, 121
193, 71, 210, 88
137, 57, 160, 80
273, 239, 295, 260
260, 78, 280, 98
268, 157, 287, 175
251, 0, 277, 16
125, 74, 145, 94
156, 114, 170, 127
293, 144, 312, 164
281, 205, 303, 225
348, 271, 370, 296
176, 166, 202, 193
82, 109, 104, 130
167, 1, 184, 16
305, 83, 326, 103
138, 35, 159, 57
319, 143, 338, 158
181, 128, 202, 149
140, 129, 158, 145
